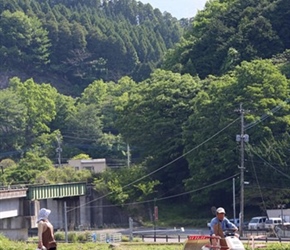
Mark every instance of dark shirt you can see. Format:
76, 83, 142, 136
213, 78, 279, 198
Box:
41, 222, 57, 249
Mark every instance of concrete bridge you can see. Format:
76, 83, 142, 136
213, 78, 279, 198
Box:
0, 182, 110, 240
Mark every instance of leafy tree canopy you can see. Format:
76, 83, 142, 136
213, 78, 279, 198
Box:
182, 59, 290, 209
162, 0, 290, 79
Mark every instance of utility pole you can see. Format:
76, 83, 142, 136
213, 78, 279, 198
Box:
64, 201, 68, 243
278, 204, 286, 237
129, 217, 133, 242
235, 103, 249, 237
240, 104, 245, 237
233, 178, 236, 224
127, 143, 131, 167
56, 134, 62, 167
153, 198, 158, 242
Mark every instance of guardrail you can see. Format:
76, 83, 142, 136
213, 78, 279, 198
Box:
140, 234, 185, 242
0, 185, 27, 190
88, 232, 122, 243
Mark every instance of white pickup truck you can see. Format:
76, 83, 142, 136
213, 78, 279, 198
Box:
264, 217, 290, 230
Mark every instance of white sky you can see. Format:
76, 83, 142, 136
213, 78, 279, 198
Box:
139, 0, 208, 19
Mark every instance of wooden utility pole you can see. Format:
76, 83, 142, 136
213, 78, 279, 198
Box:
235, 104, 249, 237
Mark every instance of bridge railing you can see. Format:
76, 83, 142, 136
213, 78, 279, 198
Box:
0, 184, 27, 191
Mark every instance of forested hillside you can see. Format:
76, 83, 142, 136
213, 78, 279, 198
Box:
0, 0, 183, 93
1, 0, 290, 222
162, 0, 290, 78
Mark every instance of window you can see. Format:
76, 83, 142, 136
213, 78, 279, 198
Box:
84, 166, 94, 171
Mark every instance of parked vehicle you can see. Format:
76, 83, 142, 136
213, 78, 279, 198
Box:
229, 218, 240, 228
248, 216, 267, 230
243, 220, 249, 229
265, 217, 282, 230
265, 217, 290, 230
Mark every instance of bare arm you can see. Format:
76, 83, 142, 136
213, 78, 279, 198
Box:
214, 223, 224, 238
37, 221, 46, 248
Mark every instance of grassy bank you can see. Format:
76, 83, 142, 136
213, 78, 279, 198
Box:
1, 234, 290, 250
2, 242, 290, 250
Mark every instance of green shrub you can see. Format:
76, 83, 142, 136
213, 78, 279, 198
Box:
121, 235, 130, 242
68, 232, 77, 242
54, 231, 65, 241
77, 232, 87, 242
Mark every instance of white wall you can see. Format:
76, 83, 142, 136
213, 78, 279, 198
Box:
1, 228, 28, 240
68, 159, 107, 173
0, 198, 19, 219
267, 209, 290, 222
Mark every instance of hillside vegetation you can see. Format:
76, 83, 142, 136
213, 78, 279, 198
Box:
162, 0, 290, 78
0, 0, 184, 93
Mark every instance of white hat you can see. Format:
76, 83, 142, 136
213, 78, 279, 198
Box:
37, 208, 51, 223
216, 207, 226, 214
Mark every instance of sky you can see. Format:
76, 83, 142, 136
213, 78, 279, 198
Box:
139, 0, 208, 19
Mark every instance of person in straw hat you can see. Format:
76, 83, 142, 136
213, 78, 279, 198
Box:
37, 208, 57, 250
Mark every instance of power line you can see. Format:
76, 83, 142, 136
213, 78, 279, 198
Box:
246, 144, 290, 179
244, 98, 290, 131
247, 145, 267, 215
68, 173, 240, 209
67, 117, 240, 212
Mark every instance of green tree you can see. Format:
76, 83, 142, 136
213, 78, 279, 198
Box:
162, 0, 287, 79
63, 102, 103, 158
35, 166, 92, 184
79, 79, 109, 106
3, 152, 54, 184
0, 89, 26, 158
9, 77, 58, 147
94, 165, 159, 219
72, 153, 91, 160
51, 19, 73, 73
0, 158, 16, 185
30, 130, 63, 163
49, 93, 76, 132
115, 70, 201, 195
0, 10, 50, 70
182, 59, 290, 209
235, 15, 283, 61
77, 78, 130, 159
244, 136, 290, 210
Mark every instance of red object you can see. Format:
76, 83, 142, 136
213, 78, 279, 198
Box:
188, 235, 221, 240
154, 206, 158, 221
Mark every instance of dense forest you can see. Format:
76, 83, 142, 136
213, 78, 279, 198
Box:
1, 0, 290, 223
0, 0, 185, 93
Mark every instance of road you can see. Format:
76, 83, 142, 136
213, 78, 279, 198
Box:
93, 227, 290, 244
95, 227, 210, 243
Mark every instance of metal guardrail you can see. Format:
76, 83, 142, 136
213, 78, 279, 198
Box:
88, 233, 122, 243
140, 234, 185, 242
0, 185, 27, 191
140, 234, 290, 243
0, 182, 87, 200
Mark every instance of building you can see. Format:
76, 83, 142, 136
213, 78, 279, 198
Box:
267, 209, 290, 222
68, 158, 107, 173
